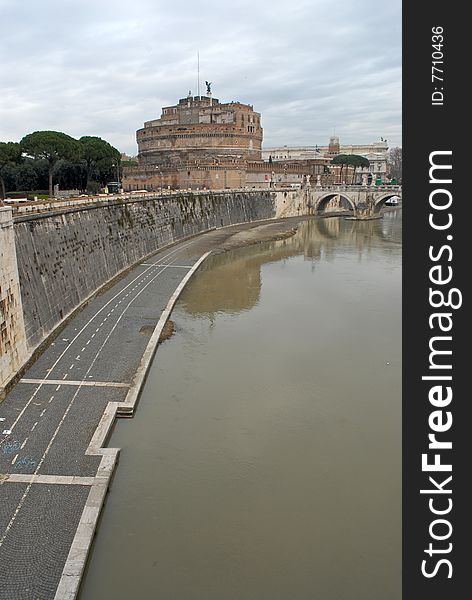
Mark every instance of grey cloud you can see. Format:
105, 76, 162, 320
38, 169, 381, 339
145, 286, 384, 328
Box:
0, 0, 401, 153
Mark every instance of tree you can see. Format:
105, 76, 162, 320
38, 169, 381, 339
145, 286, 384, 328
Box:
0, 142, 22, 200
331, 154, 352, 183
347, 154, 370, 184
20, 131, 80, 197
332, 154, 369, 184
387, 147, 402, 182
79, 136, 121, 190
14, 161, 39, 192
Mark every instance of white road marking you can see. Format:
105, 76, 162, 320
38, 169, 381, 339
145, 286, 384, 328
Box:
0, 241, 194, 448
20, 379, 130, 388
20, 438, 28, 450
11, 454, 18, 465
40, 409, 46, 418
3, 474, 96, 486
0, 242, 199, 549
31, 422, 38, 432
141, 263, 193, 268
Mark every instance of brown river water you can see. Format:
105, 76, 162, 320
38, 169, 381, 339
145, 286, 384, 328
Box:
79, 211, 402, 600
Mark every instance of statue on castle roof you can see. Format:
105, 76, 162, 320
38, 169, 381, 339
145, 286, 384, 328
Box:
205, 81, 212, 95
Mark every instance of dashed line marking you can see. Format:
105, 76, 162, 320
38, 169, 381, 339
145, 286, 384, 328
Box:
0, 240, 200, 554
142, 263, 193, 269
20, 439, 28, 450
0, 239, 195, 457
11, 454, 18, 465
40, 409, 46, 418
55, 385, 61, 391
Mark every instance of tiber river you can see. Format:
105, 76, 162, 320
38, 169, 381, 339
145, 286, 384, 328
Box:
80, 211, 402, 600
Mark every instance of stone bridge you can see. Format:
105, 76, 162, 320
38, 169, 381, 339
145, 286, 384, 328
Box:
276, 185, 402, 219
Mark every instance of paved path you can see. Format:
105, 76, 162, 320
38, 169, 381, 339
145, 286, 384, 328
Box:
0, 218, 302, 599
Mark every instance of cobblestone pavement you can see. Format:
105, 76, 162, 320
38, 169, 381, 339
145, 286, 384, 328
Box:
0, 218, 303, 600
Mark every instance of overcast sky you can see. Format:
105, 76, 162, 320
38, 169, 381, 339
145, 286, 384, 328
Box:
0, 0, 401, 155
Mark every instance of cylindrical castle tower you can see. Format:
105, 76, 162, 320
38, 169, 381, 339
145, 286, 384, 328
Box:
136, 93, 263, 168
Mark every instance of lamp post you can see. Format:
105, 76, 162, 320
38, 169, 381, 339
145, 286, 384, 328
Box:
155, 166, 163, 193
112, 162, 120, 186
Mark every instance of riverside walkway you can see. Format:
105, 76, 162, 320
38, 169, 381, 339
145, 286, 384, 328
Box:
0, 234, 211, 599
0, 218, 300, 600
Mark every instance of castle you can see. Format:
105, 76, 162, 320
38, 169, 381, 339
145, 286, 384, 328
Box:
123, 90, 329, 191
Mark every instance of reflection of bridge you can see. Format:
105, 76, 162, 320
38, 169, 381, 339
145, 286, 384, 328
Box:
276, 185, 402, 219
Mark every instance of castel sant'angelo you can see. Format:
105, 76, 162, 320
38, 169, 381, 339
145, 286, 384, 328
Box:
123, 86, 330, 191
123, 85, 389, 191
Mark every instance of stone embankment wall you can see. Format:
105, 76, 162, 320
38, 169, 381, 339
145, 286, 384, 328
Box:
0, 208, 28, 390
0, 191, 275, 389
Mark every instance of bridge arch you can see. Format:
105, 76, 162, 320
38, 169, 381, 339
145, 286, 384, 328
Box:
373, 192, 402, 214
315, 193, 356, 214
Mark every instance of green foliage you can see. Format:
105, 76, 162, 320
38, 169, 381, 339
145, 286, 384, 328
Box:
0, 141, 22, 199
0, 141, 22, 166
1, 131, 121, 198
79, 136, 121, 189
21, 131, 80, 165
332, 154, 369, 168
21, 131, 81, 196
331, 153, 369, 183
348, 154, 370, 169
331, 154, 353, 166
5, 191, 49, 201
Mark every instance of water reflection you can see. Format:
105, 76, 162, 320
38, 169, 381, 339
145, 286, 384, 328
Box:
182, 210, 402, 317
79, 211, 402, 600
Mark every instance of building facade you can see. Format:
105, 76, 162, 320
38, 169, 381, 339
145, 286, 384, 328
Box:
123, 93, 332, 191
123, 93, 384, 191
262, 138, 389, 182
